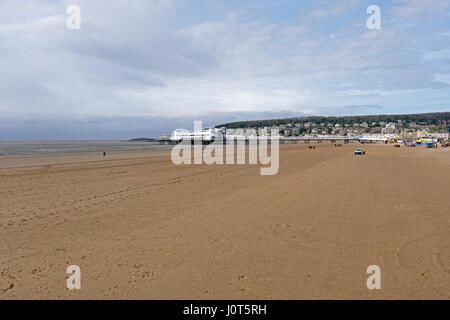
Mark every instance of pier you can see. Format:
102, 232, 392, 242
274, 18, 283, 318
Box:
159, 135, 360, 145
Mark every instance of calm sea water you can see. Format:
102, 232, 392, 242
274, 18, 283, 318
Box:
0, 140, 169, 156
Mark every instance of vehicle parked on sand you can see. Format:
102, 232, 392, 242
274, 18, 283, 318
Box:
354, 148, 366, 155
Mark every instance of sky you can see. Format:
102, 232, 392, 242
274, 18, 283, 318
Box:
0, 0, 449, 139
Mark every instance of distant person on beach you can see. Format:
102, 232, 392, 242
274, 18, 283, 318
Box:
103, 152, 106, 157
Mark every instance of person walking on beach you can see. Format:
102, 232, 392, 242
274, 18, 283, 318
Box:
103, 152, 106, 157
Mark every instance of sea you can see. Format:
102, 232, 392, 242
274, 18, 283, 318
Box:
0, 140, 170, 156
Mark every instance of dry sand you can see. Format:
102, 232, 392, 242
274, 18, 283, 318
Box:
0, 143, 449, 299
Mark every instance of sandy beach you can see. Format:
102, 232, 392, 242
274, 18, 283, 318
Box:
0, 143, 449, 299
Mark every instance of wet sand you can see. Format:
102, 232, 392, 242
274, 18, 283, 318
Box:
0, 143, 449, 299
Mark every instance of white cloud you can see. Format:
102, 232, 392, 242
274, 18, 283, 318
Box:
0, 0, 449, 138
392, 0, 450, 18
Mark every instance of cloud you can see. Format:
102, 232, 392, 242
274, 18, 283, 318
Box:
391, 0, 450, 18
0, 0, 449, 138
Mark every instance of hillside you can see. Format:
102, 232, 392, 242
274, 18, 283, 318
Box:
216, 112, 450, 129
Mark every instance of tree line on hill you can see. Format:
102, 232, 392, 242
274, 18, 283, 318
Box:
216, 112, 450, 129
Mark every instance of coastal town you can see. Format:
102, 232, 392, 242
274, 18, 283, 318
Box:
160, 113, 450, 146
236, 119, 450, 140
